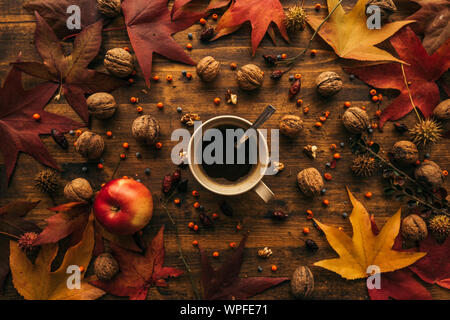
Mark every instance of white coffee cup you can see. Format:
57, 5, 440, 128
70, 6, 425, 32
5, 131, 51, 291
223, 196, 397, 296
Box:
187, 115, 274, 202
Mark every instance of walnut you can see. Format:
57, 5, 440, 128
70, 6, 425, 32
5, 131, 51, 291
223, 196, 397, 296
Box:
433, 99, 450, 121
97, 0, 121, 17
75, 131, 104, 159
180, 113, 200, 127
94, 253, 119, 281
64, 178, 93, 202
392, 140, 418, 166
316, 71, 343, 97
297, 168, 324, 197
257, 247, 273, 259
196, 56, 220, 82
342, 107, 369, 133
414, 160, 444, 190
225, 89, 237, 105
303, 145, 318, 159
279, 115, 303, 137
104, 48, 134, 78
401, 214, 428, 241
86, 92, 117, 119
291, 266, 314, 299
365, 0, 397, 24
236, 64, 264, 91
132, 115, 160, 145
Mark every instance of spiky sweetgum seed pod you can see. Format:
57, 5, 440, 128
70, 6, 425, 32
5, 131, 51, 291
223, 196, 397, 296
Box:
34, 169, 59, 194
18, 232, 38, 252
428, 215, 450, 242
285, 5, 308, 31
351, 155, 376, 177
409, 118, 442, 147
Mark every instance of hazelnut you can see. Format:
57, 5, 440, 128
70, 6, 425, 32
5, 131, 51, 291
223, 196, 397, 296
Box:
94, 253, 119, 281
414, 160, 444, 190
291, 266, 314, 299
64, 178, 93, 202
86, 92, 117, 119
132, 115, 160, 145
401, 214, 428, 241
316, 71, 343, 97
392, 141, 418, 166
297, 168, 324, 197
342, 107, 369, 133
433, 99, 450, 121
196, 56, 220, 82
76, 131, 104, 160
279, 115, 303, 137
236, 64, 264, 90
104, 48, 134, 78
97, 0, 121, 17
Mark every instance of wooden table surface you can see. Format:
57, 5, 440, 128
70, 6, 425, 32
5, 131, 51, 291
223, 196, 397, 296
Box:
0, 0, 449, 300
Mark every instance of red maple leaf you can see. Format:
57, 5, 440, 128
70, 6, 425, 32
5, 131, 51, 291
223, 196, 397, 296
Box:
90, 226, 183, 300
14, 12, 127, 123
23, 0, 103, 39
0, 65, 81, 183
211, 0, 289, 56
344, 27, 450, 127
122, 0, 198, 87
200, 233, 288, 300
409, 236, 450, 289
368, 215, 431, 300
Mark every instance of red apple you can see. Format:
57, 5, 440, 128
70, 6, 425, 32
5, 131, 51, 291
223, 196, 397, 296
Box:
94, 178, 153, 235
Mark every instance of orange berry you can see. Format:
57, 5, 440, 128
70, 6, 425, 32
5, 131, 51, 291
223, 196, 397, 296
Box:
137, 106, 143, 113
212, 13, 218, 20
306, 210, 314, 219
361, 106, 366, 110
130, 97, 138, 103
212, 213, 219, 219
330, 144, 337, 150
229, 242, 237, 248
365, 192, 373, 199
415, 160, 421, 165
193, 201, 200, 209
32, 113, 41, 120
324, 173, 332, 180
376, 110, 382, 117
344, 101, 351, 108
152, 75, 160, 81
315, 122, 322, 128
128, 78, 134, 84
157, 102, 164, 109
166, 75, 173, 82
230, 62, 237, 70
123, 47, 130, 52
212, 251, 219, 258
236, 224, 242, 231
186, 43, 193, 50
370, 89, 377, 96
324, 111, 331, 118
338, 227, 344, 231
186, 72, 193, 79
315, 3, 321, 10
192, 240, 198, 247
193, 225, 199, 231
319, 116, 327, 122
76, 129, 83, 136
310, 49, 317, 56
271, 265, 278, 272
323, 199, 330, 206
372, 95, 379, 102
188, 222, 195, 229
101, 183, 106, 188
131, 70, 137, 76
199, 18, 206, 25
214, 97, 221, 105
281, 53, 287, 59
97, 163, 104, 170
174, 198, 181, 205
73, 142, 77, 147
333, 153, 341, 160
106, 131, 113, 137
79, 266, 85, 273
296, 99, 303, 106
303, 107, 309, 114
303, 227, 310, 234
122, 142, 129, 149
120, 153, 126, 159
192, 190, 199, 197
368, 141, 374, 147
442, 170, 448, 176
155, 142, 163, 149
294, 73, 301, 79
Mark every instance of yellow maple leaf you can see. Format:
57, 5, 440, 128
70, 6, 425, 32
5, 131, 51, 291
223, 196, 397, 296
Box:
307, 0, 414, 63
10, 215, 104, 300
313, 189, 426, 280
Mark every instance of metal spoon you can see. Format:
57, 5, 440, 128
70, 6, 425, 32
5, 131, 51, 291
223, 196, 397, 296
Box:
235, 105, 276, 149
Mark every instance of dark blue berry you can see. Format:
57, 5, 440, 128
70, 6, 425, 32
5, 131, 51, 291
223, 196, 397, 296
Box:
136, 179, 142, 183
326, 162, 331, 167
144, 168, 150, 175
277, 54, 282, 60
82, 166, 88, 173
342, 212, 348, 218
368, 128, 374, 134
289, 75, 294, 81
349, 74, 355, 80
177, 107, 182, 113
257, 266, 263, 272
181, 70, 187, 76
188, 33, 193, 39
424, 153, 431, 159
340, 142, 345, 148
321, 188, 326, 195
136, 152, 141, 158
69, 130, 75, 135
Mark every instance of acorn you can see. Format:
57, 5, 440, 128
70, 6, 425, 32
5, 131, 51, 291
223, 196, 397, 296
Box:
34, 169, 59, 195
